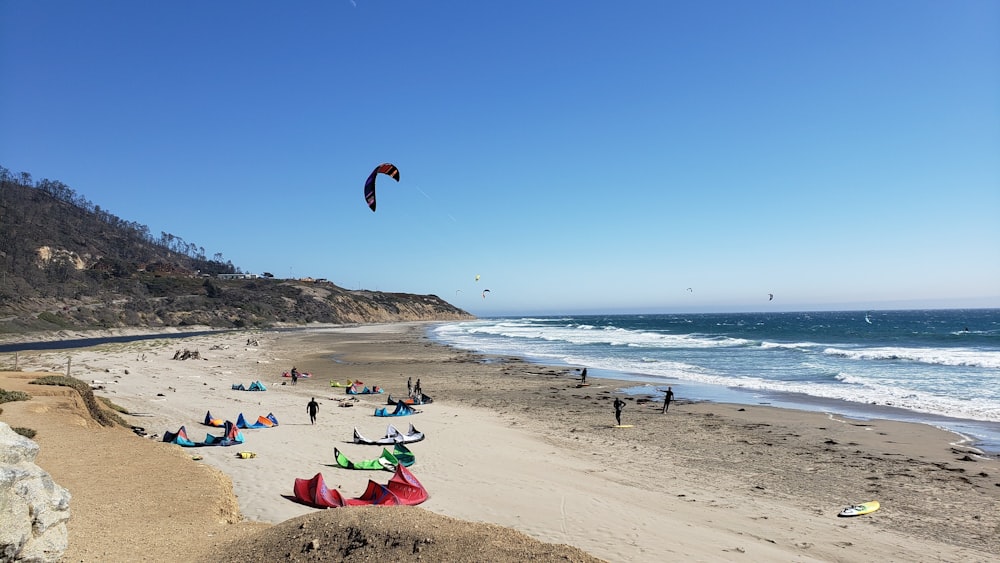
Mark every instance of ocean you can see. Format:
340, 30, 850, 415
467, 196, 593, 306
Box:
430, 309, 1000, 453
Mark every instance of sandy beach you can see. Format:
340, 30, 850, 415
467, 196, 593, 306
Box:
2, 323, 998, 562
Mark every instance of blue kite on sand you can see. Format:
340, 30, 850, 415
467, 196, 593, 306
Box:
374, 400, 419, 417
236, 412, 279, 429
164, 421, 245, 447
232, 380, 267, 391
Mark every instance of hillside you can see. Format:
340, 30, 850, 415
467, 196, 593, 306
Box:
0, 166, 473, 333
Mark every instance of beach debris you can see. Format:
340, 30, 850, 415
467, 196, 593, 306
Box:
364, 162, 400, 212
172, 349, 201, 360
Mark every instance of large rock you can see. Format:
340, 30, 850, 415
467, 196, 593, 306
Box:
0, 423, 70, 563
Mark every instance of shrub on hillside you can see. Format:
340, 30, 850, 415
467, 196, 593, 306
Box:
0, 388, 31, 403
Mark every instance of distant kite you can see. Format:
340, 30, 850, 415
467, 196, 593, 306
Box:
768, 293, 774, 301
475, 274, 481, 282
364, 163, 400, 212
686, 288, 693, 292
482, 289, 490, 299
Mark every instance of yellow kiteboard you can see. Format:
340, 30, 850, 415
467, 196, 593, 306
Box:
612, 424, 634, 428
838, 501, 879, 517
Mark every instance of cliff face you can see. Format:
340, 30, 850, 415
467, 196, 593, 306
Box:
0, 279, 473, 334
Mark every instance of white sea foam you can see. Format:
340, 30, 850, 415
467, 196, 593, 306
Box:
456, 320, 753, 349
823, 346, 1000, 369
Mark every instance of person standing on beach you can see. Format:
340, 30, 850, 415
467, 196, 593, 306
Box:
613, 397, 625, 425
661, 386, 674, 413
291, 367, 299, 385
414, 378, 422, 397
407, 376, 413, 397
581, 368, 587, 384
307, 397, 319, 424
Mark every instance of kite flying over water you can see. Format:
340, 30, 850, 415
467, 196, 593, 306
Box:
364, 163, 400, 212
482, 289, 490, 299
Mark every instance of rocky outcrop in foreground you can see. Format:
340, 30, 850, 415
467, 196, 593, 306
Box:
0, 423, 70, 562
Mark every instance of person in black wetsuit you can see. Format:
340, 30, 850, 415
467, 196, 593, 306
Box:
661, 386, 674, 413
307, 397, 319, 424
613, 397, 625, 425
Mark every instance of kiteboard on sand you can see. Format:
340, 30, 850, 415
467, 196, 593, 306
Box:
838, 501, 880, 517
612, 424, 634, 428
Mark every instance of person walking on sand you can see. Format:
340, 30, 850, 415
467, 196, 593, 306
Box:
661, 386, 674, 414
291, 367, 299, 386
307, 397, 319, 424
614, 397, 625, 426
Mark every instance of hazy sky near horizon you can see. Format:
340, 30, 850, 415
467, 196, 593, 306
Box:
2, 1, 998, 316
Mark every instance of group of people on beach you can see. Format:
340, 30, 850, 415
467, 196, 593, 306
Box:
301, 361, 673, 429
581, 364, 673, 426
611, 385, 673, 425
300, 374, 427, 425
406, 376, 422, 398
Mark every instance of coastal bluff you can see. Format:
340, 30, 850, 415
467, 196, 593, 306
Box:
0, 279, 474, 335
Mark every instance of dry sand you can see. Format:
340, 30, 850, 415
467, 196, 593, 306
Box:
2, 323, 998, 562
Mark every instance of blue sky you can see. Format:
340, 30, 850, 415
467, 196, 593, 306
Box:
2, 1, 998, 316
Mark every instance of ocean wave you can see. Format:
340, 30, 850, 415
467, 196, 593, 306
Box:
823, 346, 1000, 369
640, 367, 1000, 422
759, 341, 821, 351
440, 320, 754, 350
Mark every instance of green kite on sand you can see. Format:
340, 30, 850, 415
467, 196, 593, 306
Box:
335, 444, 415, 471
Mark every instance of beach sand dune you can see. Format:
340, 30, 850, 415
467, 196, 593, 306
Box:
2, 323, 998, 562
